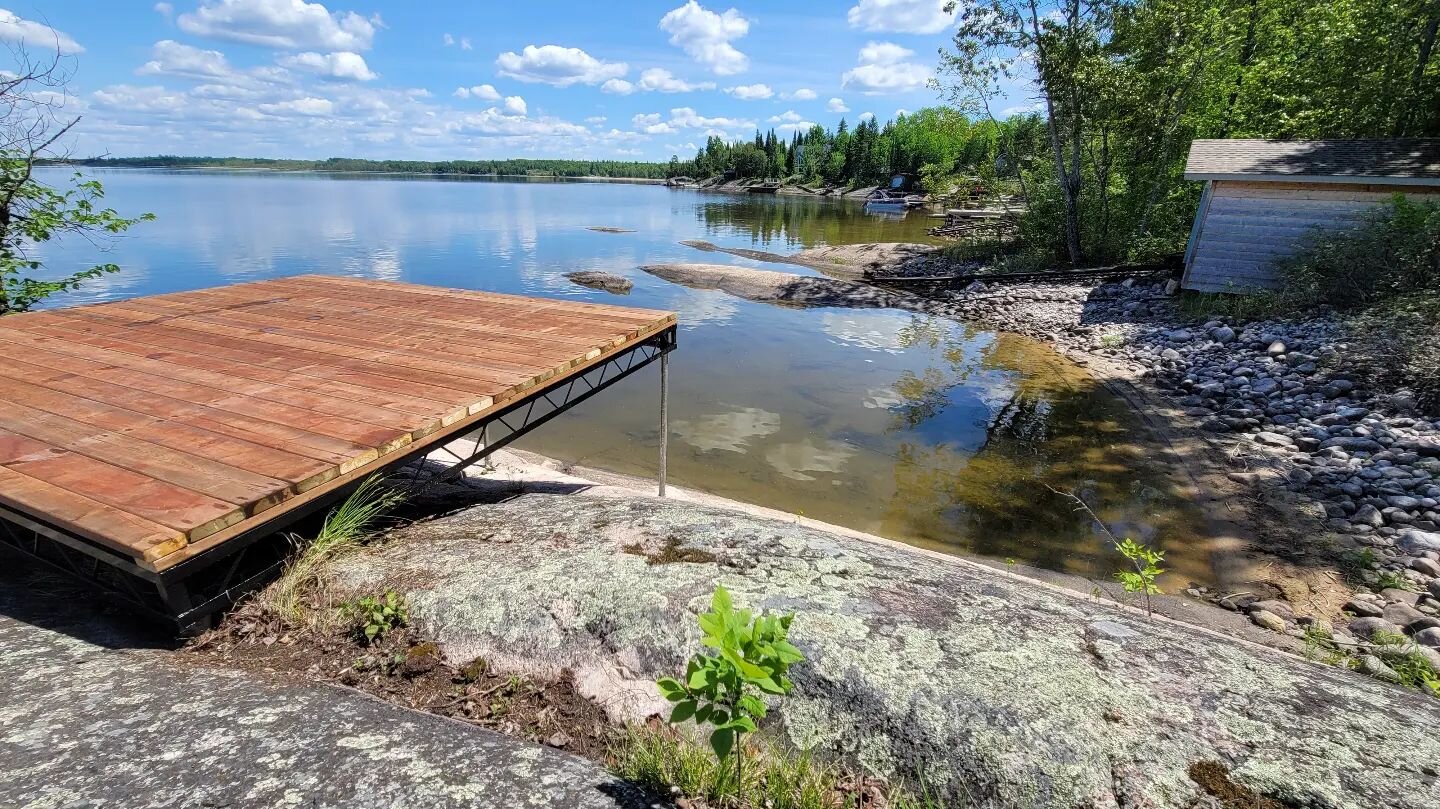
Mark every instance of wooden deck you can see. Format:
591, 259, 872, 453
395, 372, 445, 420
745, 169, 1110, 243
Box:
0, 275, 675, 572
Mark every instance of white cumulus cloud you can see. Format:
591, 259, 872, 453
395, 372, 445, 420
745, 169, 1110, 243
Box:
178, 0, 378, 51
827, 97, 850, 112
726, 83, 772, 100
0, 9, 84, 54
258, 96, 336, 116
279, 51, 377, 81
846, 0, 956, 35
858, 111, 875, 121
769, 110, 802, 123
659, 1, 750, 76
137, 40, 234, 79
496, 44, 628, 87
456, 84, 501, 101
638, 68, 714, 93
601, 78, 635, 95
502, 95, 527, 116
783, 88, 817, 100
842, 41, 930, 95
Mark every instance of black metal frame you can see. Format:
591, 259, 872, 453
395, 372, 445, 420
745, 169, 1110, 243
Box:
0, 326, 677, 633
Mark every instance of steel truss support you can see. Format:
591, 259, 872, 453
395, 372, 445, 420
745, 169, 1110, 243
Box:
0, 326, 677, 634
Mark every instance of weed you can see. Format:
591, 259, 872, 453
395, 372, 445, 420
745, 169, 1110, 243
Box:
261, 475, 405, 625
1374, 571, 1415, 592
340, 589, 408, 644
1370, 631, 1440, 697
1098, 332, 1126, 349
656, 586, 804, 792
610, 725, 947, 809
1051, 487, 1165, 617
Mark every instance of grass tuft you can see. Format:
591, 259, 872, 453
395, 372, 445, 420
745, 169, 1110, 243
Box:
610, 725, 949, 809
259, 475, 406, 626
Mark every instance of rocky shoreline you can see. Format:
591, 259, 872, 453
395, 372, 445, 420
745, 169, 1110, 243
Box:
871, 260, 1440, 666
646, 247, 1440, 672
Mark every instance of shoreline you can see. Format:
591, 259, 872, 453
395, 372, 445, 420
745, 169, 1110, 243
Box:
638, 249, 1440, 655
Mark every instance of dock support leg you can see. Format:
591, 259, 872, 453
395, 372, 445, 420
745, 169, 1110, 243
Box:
659, 352, 669, 497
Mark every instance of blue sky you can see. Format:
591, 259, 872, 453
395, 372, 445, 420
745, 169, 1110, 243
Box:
7, 1, 981, 162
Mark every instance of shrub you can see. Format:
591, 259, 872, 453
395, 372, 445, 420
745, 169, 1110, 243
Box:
1345, 293, 1440, 414
1277, 194, 1440, 307
656, 586, 804, 790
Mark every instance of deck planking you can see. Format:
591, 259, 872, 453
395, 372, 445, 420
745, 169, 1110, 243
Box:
0, 275, 675, 570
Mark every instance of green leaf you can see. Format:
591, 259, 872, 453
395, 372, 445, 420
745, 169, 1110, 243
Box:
656, 677, 687, 701
694, 703, 713, 724
670, 699, 697, 724
709, 727, 735, 760
711, 585, 733, 615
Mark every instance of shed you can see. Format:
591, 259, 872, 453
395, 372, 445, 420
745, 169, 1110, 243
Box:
1181, 139, 1440, 293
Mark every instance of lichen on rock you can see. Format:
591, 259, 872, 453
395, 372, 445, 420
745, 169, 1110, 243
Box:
329, 494, 1440, 808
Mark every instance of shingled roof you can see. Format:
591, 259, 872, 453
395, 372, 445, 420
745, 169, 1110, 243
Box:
1184, 139, 1440, 185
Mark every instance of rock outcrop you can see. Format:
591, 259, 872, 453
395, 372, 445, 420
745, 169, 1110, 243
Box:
330, 494, 1440, 808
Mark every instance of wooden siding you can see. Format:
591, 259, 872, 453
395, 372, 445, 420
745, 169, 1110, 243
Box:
1181, 180, 1440, 293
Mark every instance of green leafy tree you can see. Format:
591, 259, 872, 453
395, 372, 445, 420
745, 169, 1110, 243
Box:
0, 49, 152, 315
656, 586, 805, 791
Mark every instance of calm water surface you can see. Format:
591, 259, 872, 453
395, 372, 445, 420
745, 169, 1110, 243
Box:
34, 169, 1211, 584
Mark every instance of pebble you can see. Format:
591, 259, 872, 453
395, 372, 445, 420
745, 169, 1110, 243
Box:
1250, 609, 1287, 632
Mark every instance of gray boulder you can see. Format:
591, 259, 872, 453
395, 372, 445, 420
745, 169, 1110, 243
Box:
330, 495, 1440, 809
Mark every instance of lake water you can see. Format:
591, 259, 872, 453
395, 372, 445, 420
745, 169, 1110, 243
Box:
32, 168, 1212, 585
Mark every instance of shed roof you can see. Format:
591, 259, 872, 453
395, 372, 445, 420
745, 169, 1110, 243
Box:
1185, 139, 1440, 186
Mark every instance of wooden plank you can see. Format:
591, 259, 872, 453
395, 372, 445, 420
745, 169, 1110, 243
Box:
154, 310, 669, 570
0, 400, 292, 512
292, 274, 671, 324
0, 430, 243, 541
158, 289, 608, 369
0, 467, 186, 561
0, 375, 335, 491
90, 301, 533, 393
0, 355, 379, 470
20, 312, 466, 420
0, 324, 443, 434
53, 309, 493, 408
0, 342, 411, 452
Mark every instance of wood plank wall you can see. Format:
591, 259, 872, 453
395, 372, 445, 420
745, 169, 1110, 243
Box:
1181, 180, 1439, 294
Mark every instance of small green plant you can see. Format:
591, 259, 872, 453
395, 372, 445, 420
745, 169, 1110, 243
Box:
1371, 631, 1440, 697
656, 586, 804, 791
262, 475, 405, 625
1113, 537, 1167, 617
610, 725, 947, 809
1098, 332, 1126, 349
341, 589, 408, 644
1051, 487, 1166, 617
1374, 570, 1416, 592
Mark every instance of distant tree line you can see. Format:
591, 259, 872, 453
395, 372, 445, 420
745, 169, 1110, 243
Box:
47, 155, 677, 180
668, 108, 1047, 192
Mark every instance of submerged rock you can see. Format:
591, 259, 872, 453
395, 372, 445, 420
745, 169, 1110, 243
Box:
564, 271, 633, 295
330, 495, 1440, 809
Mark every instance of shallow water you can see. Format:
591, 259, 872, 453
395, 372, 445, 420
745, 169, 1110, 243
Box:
33, 169, 1212, 584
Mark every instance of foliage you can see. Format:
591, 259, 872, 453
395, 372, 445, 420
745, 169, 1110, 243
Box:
1113, 537, 1167, 617
676, 107, 1043, 195
1370, 631, 1440, 697
1052, 487, 1166, 616
261, 475, 405, 625
0, 50, 154, 315
1346, 292, 1440, 415
656, 586, 804, 790
341, 589, 408, 644
937, 0, 1440, 268
1276, 196, 1440, 307
611, 725, 947, 809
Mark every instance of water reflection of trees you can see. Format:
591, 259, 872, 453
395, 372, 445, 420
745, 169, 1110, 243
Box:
876, 318, 1206, 581
692, 196, 936, 248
